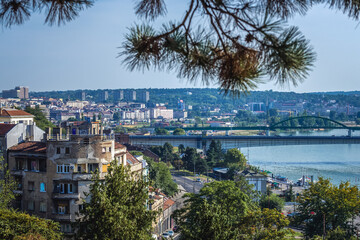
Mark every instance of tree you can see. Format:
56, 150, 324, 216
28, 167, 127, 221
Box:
173, 128, 185, 135
0, 208, 62, 240
182, 147, 201, 172
259, 193, 285, 212
268, 108, 278, 117
178, 144, 185, 154
0, 157, 16, 209
224, 148, 247, 168
147, 159, 178, 196
206, 140, 223, 167
76, 162, 156, 240
329, 110, 337, 120
173, 180, 291, 240
24, 107, 54, 131
296, 177, 360, 238
113, 112, 121, 122
2, 1, 360, 93
155, 128, 169, 135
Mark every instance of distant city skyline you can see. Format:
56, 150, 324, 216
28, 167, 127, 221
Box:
0, 1, 359, 93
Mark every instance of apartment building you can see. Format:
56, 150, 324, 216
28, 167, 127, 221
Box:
0, 108, 34, 124
150, 107, 173, 119
2, 86, 29, 99
8, 135, 142, 234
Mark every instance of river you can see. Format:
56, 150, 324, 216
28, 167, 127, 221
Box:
242, 129, 360, 186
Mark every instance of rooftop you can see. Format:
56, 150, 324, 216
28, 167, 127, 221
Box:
0, 123, 16, 136
9, 142, 46, 153
0, 109, 33, 117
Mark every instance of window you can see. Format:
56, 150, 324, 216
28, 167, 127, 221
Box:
65, 147, 70, 154
28, 181, 35, 191
58, 205, 66, 214
56, 147, 61, 154
28, 159, 38, 171
58, 183, 73, 194
40, 202, 47, 212
88, 163, 99, 173
61, 224, 72, 233
108, 147, 111, 152
40, 182, 46, 192
102, 147, 106, 153
57, 164, 70, 173
28, 201, 34, 211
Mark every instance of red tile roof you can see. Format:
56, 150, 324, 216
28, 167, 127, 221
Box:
163, 198, 175, 210
0, 109, 33, 117
9, 142, 46, 153
115, 142, 126, 149
126, 152, 141, 165
0, 124, 16, 136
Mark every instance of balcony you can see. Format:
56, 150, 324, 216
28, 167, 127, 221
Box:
13, 190, 23, 195
72, 172, 92, 181
52, 192, 80, 200
52, 213, 72, 221
11, 170, 24, 176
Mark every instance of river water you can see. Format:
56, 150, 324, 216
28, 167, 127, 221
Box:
242, 130, 360, 186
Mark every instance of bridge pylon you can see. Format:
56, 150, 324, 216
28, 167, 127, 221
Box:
348, 129, 352, 137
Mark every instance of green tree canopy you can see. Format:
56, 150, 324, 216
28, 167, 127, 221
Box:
0, 157, 16, 209
173, 128, 185, 135
2, 1, 360, 93
155, 128, 169, 135
25, 107, 54, 131
173, 180, 291, 240
147, 159, 178, 196
206, 140, 223, 168
296, 177, 360, 238
76, 162, 156, 240
0, 208, 62, 240
259, 193, 285, 212
224, 148, 247, 168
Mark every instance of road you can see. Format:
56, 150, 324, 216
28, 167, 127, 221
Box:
172, 173, 203, 194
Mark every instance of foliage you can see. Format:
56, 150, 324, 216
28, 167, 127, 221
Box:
147, 158, 178, 196
181, 147, 208, 173
178, 144, 185, 153
24, 107, 54, 130
284, 184, 295, 202
173, 180, 290, 240
173, 128, 185, 135
76, 162, 156, 240
296, 177, 360, 238
155, 128, 169, 135
224, 148, 247, 169
206, 140, 223, 168
0, 208, 62, 240
259, 194, 285, 212
0, 157, 16, 209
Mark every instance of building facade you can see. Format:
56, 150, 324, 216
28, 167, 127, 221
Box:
8, 135, 142, 234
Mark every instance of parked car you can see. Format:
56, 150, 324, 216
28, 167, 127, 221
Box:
167, 230, 174, 236
161, 232, 170, 239
287, 212, 299, 217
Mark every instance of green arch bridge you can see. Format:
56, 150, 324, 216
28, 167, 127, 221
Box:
164, 116, 360, 136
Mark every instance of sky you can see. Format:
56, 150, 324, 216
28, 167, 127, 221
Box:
0, 1, 359, 93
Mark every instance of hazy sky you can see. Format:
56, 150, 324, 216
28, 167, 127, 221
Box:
0, 1, 359, 93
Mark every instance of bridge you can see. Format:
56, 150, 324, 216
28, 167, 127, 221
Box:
129, 135, 360, 150
164, 116, 360, 136
125, 117, 360, 150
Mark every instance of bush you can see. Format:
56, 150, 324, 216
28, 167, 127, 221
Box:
0, 208, 62, 240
